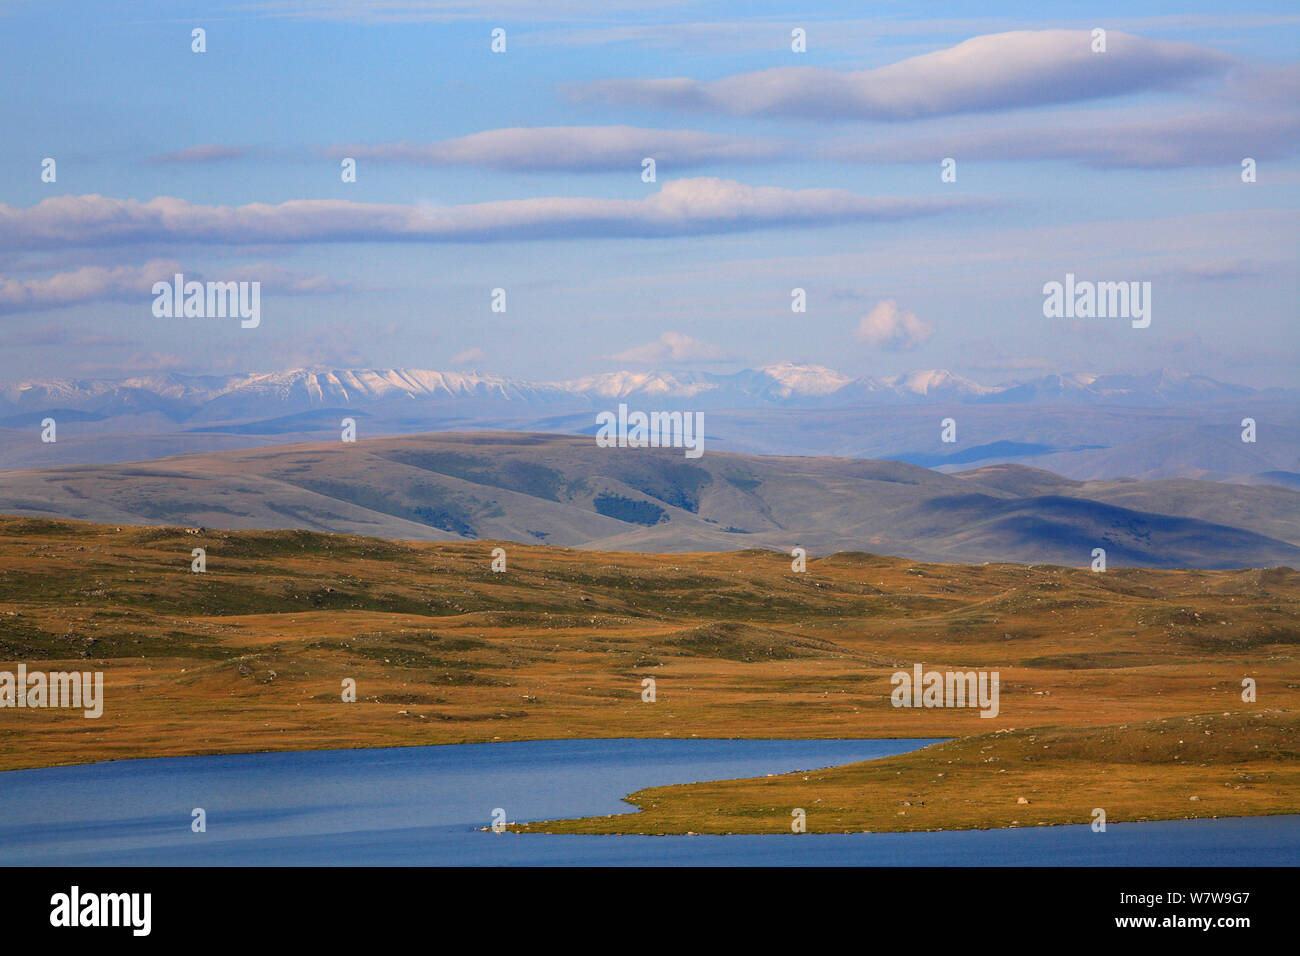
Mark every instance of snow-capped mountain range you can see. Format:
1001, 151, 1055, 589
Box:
0, 364, 1277, 424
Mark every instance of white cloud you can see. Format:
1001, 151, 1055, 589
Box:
0, 180, 973, 250
855, 299, 934, 351
147, 145, 250, 164
610, 331, 728, 363
533, 14, 1300, 51
569, 30, 1231, 120
330, 126, 786, 171
451, 347, 486, 365
0, 260, 347, 315
0, 260, 176, 315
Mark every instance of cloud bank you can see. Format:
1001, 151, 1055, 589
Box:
0, 179, 975, 250
569, 30, 1232, 120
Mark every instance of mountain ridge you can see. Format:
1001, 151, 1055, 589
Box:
1, 431, 1296, 570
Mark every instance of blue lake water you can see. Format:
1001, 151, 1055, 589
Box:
0, 738, 1295, 865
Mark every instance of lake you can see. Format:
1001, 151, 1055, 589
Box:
1, 738, 1295, 865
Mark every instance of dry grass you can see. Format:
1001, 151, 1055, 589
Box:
0, 516, 1296, 833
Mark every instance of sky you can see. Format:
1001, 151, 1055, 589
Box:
0, 0, 1297, 386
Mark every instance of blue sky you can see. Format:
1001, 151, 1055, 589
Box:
0, 0, 1296, 385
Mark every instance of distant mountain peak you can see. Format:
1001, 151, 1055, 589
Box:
756, 362, 855, 396
882, 368, 997, 397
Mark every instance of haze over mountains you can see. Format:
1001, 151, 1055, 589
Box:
1, 365, 1296, 485
2, 432, 1297, 570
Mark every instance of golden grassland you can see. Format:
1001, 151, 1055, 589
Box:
0, 515, 1295, 833
519, 710, 1298, 835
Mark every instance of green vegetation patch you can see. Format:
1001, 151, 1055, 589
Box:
593, 493, 666, 526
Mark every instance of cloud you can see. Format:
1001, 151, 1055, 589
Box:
223, 263, 354, 294
532, 15, 1300, 51
245, 0, 670, 22
855, 300, 933, 351
72, 352, 189, 375
534, 19, 886, 51
1223, 62, 1300, 108
609, 331, 728, 364
1156, 259, 1265, 280
147, 145, 250, 164
0, 260, 177, 315
329, 126, 786, 171
568, 30, 1231, 120
0, 260, 348, 315
5, 323, 137, 348
826, 109, 1300, 168
961, 354, 1056, 374
451, 347, 486, 365
0, 180, 974, 250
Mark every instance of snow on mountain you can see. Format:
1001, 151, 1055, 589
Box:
882, 369, 998, 398
549, 364, 854, 404
754, 362, 856, 397
551, 370, 720, 400
0, 365, 1275, 423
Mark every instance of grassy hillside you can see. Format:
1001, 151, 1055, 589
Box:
0, 433, 1298, 568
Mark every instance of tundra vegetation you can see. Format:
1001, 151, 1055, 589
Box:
0, 516, 1294, 834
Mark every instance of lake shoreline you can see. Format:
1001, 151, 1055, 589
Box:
2, 737, 1295, 866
